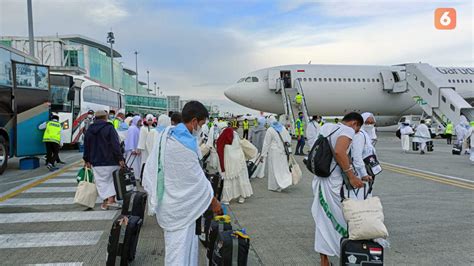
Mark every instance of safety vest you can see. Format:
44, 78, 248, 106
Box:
254, 119, 258, 127
445, 123, 453, 134
43, 121, 61, 144
112, 118, 120, 129
232, 120, 238, 128
295, 118, 305, 136
243, 120, 249, 130
470, 121, 474, 127
295, 94, 303, 104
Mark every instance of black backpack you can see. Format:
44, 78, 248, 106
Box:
306, 128, 339, 177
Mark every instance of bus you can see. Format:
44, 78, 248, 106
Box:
0, 45, 51, 174
50, 73, 125, 145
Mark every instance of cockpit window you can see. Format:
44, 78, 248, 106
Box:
252, 77, 259, 82
245, 77, 252, 82
237, 78, 245, 83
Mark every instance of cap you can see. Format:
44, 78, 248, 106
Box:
95, 110, 108, 117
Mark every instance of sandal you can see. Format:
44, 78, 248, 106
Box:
100, 203, 108, 210
107, 202, 122, 209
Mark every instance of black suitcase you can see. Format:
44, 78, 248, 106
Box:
113, 167, 136, 200
197, 207, 214, 248
106, 215, 143, 266
427, 141, 434, 152
412, 142, 419, 151
122, 191, 147, 220
207, 215, 233, 263
452, 144, 462, 155
207, 172, 224, 201
211, 230, 250, 266
340, 238, 383, 265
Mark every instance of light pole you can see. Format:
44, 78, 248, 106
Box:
27, 0, 35, 57
134, 51, 139, 94
146, 70, 150, 94
106, 31, 115, 89
154, 82, 157, 96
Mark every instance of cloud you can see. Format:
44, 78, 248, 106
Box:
0, 0, 472, 115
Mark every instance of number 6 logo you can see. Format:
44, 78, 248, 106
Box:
435, 8, 456, 30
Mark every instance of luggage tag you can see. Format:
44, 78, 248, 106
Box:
363, 154, 382, 176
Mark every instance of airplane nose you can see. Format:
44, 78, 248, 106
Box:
224, 85, 239, 103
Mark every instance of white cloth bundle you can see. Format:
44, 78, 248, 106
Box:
223, 136, 246, 180
240, 138, 258, 160
342, 196, 389, 240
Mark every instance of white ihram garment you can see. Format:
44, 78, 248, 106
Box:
206, 125, 220, 173
261, 127, 292, 191
93, 166, 120, 200
143, 129, 213, 265
413, 124, 431, 151
137, 126, 156, 165
400, 126, 414, 151
306, 120, 320, 149
222, 132, 253, 202
311, 123, 355, 258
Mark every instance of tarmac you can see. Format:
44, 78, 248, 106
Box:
0, 132, 472, 265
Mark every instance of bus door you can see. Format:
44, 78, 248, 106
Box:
12, 61, 50, 157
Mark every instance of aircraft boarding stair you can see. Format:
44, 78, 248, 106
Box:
277, 78, 311, 135
404, 63, 474, 126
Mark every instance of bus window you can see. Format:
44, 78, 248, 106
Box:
50, 85, 72, 112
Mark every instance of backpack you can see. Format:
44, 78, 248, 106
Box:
306, 127, 339, 177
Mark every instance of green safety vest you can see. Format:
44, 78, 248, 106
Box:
232, 120, 238, 128
295, 94, 303, 104
295, 118, 305, 136
243, 120, 249, 130
470, 121, 474, 127
43, 121, 61, 144
445, 123, 453, 134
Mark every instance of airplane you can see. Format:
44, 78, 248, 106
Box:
224, 64, 474, 126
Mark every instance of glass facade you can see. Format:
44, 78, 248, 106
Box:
125, 95, 167, 115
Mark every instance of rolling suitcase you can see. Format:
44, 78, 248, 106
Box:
340, 238, 384, 265
197, 207, 214, 247
207, 215, 233, 264
106, 215, 143, 266
412, 142, 419, 151
427, 141, 434, 152
121, 191, 147, 220
207, 172, 224, 201
211, 230, 250, 266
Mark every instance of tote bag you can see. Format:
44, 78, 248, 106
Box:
74, 168, 98, 208
342, 196, 389, 240
240, 138, 258, 160
289, 155, 302, 185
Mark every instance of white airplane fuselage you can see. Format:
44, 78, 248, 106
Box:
224, 64, 474, 126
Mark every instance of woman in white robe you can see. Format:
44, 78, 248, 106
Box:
248, 117, 267, 178
217, 125, 253, 204
455, 115, 469, 153
306, 116, 321, 149
261, 116, 292, 191
400, 121, 414, 152
413, 120, 431, 154
468, 125, 474, 164
124, 115, 142, 177
205, 119, 222, 174
137, 114, 156, 178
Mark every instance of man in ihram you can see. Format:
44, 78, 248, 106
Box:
143, 101, 222, 265
311, 112, 365, 266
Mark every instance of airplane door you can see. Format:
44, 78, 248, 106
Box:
380, 70, 395, 91
268, 69, 280, 90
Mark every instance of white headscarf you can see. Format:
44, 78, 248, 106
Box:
361, 112, 377, 140
145, 114, 154, 122
217, 121, 228, 130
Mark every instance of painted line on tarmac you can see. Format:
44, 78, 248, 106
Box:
43, 178, 77, 184
24, 187, 77, 193
0, 211, 117, 223
382, 165, 474, 190
26, 263, 83, 266
0, 162, 82, 202
0, 197, 102, 206
381, 161, 474, 184
0, 231, 103, 249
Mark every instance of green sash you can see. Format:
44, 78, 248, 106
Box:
318, 183, 348, 237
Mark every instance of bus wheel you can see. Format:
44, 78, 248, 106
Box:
0, 136, 8, 175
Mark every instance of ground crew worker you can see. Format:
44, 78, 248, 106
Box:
254, 118, 258, 128
445, 122, 453, 144
39, 114, 62, 171
242, 118, 250, 139
231, 118, 238, 129
295, 112, 305, 155
295, 92, 303, 111
108, 110, 120, 129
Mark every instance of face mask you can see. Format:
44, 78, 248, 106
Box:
87, 114, 93, 119
109, 115, 114, 120
192, 123, 202, 137
363, 124, 374, 131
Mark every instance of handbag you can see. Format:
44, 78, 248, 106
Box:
289, 155, 302, 185
240, 138, 258, 160
362, 133, 382, 177
76, 167, 94, 183
74, 167, 98, 208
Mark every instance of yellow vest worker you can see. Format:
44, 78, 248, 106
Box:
295, 94, 303, 104
470, 121, 474, 127
43, 121, 62, 144
295, 118, 305, 137
112, 118, 120, 129
444, 123, 453, 134
243, 120, 249, 130
232, 120, 238, 128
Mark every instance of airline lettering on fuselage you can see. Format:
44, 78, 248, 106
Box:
436, 67, 474, 75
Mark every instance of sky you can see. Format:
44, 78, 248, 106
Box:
0, 0, 472, 115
